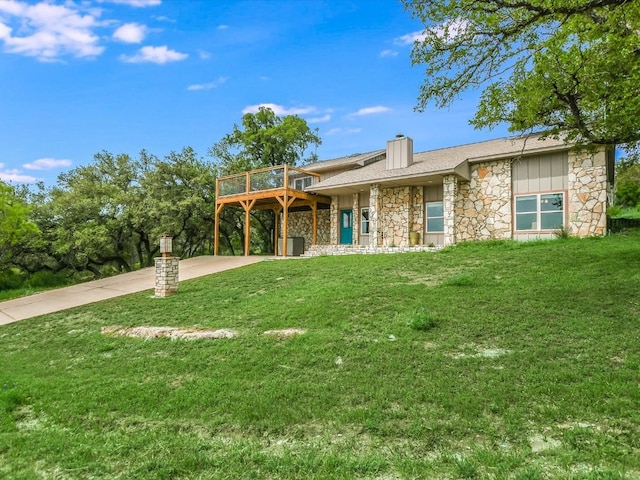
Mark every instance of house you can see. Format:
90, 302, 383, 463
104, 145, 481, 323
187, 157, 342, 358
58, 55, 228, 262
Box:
214, 133, 614, 256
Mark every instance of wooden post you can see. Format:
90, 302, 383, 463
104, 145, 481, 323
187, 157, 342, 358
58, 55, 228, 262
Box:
244, 205, 251, 256
274, 207, 282, 256
282, 192, 288, 258
240, 199, 256, 256
214, 202, 224, 256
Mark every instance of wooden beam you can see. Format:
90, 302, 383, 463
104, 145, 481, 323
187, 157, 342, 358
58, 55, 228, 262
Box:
282, 192, 288, 258
273, 206, 282, 256
240, 199, 257, 256
214, 203, 223, 255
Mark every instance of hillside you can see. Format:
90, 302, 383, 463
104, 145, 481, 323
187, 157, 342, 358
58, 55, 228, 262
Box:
1, 235, 639, 479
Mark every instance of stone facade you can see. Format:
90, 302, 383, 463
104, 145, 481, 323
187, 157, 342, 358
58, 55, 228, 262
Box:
379, 186, 411, 246
330, 197, 339, 245
410, 186, 424, 234
443, 175, 457, 246
455, 160, 512, 242
282, 148, 610, 254
567, 150, 608, 236
155, 257, 179, 297
283, 210, 331, 247
369, 184, 381, 246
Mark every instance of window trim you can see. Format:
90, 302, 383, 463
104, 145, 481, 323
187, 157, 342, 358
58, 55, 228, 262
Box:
425, 201, 444, 233
293, 176, 312, 190
360, 207, 370, 235
514, 191, 565, 232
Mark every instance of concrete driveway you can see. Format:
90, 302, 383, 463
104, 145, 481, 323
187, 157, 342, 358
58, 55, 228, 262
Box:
0, 256, 267, 326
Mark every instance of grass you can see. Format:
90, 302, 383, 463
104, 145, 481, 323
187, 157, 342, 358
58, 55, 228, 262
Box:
608, 206, 640, 219
1, 233, 639, 479
0, 270, 80, 302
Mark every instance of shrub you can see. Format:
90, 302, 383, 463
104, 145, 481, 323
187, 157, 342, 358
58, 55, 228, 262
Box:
406, 308, 439, 331
554, 226, 571, 239
27, 271, 69, 289
607, 205, 623, 218
0, 270, 25, 291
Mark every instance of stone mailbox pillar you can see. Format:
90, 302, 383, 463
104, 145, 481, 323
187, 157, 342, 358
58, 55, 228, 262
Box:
155, 236, 179, 297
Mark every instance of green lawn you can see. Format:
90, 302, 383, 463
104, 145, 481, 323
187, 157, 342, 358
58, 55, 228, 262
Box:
1, 234, 639, 479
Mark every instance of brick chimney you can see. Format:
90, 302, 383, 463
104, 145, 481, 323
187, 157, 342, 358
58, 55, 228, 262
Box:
386, 134, 413, 170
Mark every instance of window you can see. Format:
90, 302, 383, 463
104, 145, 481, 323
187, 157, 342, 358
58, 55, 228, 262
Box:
515, 193, 564, 231
361, 208, 370, 234
293, 176, 312, 190
426, 201, 444, 232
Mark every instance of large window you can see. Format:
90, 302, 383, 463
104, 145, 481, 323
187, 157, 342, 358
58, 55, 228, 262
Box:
361, 208, 370, 234
515, 193, 564, 231
426, 201, 444, 232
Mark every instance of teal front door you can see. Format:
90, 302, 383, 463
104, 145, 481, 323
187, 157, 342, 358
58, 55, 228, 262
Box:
340, 209, 353, 244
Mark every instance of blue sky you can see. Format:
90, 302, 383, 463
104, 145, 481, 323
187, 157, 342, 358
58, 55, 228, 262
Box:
0, 0, 509, 185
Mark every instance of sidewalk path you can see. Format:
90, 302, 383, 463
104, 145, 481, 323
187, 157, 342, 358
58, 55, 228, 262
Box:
0, 256, 267, 326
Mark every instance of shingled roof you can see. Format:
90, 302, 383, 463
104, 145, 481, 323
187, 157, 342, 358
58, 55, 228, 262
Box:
308, 134, 570, 194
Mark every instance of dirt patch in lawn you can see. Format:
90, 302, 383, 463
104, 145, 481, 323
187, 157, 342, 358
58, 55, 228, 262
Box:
262, 328, 306, 338
101, 325, 238, 340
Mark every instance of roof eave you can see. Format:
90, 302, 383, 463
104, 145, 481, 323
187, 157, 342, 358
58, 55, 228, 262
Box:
466, 143, 572, 164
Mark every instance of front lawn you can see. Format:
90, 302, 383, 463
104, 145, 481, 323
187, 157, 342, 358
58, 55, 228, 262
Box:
1, 234, 639, 479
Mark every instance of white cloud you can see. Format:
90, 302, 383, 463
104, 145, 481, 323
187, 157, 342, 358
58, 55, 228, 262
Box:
395, 30, 426, 45
23, 158, 72, 170
324, 128, 361, 136
120, 45, 188, 64
242, 103, 316, 116
308, 114, 331, 123
198, 49, 211, 60
395, 19, 468, 46
0, 165, 37, 183
187, 77, 228, 91
113, 22, 146, 43
0, 1, 104, 61
217, 24, 229, 30
380, 49, 398, 58
100, 0, 161, 7
351, 106, 391, 116
430, 18, 469, 41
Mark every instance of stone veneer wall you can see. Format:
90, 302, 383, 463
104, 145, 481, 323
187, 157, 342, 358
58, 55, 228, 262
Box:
369, 184, 381, 246
567, 150, 608, 236
352, 193, 360, 244
329, 197, 339, 245
379, 186, 411, 246
455, 160, 512, 241
443, 175, 457, 246
284, 210, 331, 247
155, 257, 179, 297
410, 186, 424, 233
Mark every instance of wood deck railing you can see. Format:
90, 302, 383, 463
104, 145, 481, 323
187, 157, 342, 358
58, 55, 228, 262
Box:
216, 165, 320, 198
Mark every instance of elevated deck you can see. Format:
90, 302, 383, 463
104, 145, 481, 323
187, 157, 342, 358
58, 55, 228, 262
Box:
214, 165, 331, 256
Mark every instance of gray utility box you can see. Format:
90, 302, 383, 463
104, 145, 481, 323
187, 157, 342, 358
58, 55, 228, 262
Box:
277, 237, 305, 256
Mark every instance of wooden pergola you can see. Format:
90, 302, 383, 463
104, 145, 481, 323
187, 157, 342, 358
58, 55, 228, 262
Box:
214, 165, 331, 257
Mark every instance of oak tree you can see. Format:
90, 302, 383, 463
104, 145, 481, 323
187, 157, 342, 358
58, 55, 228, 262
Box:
403, 0, 640, 150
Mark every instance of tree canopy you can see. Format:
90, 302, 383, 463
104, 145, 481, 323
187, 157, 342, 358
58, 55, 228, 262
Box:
209, 107, 322, 255
0, 181, 40, 269
11, 148, 216, 277
403, 0, 640, 150
210, 107, 322, 174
